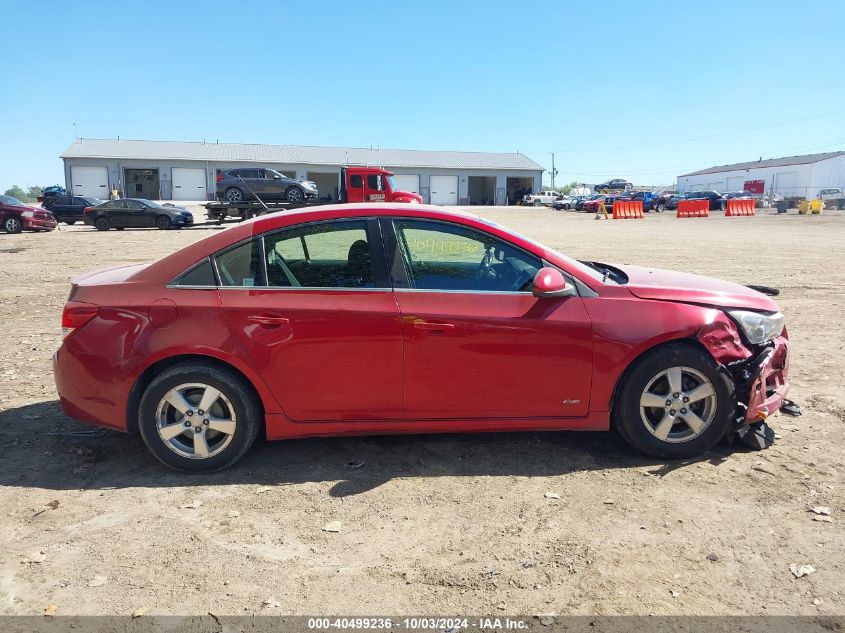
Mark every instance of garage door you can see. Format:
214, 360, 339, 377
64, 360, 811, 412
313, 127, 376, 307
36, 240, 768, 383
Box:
71, 166, 109, 198
429, 175, 458, 205
172, 168, 208, 201
775, 172, 798, 196
391, 174, 420, 195
706, 181, 724, 191
726, 176, 745, 191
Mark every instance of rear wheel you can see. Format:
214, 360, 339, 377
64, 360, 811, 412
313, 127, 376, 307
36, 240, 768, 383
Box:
95, 217, 110, 231
138, 362, 262, 473
156, 215, 172, 230
614, 344, 734, 459
533, 199, 542, 207
656, 203, 666, 212
3, 216, 22, 234
64, 220, 76, 226
225, 187, 244, 203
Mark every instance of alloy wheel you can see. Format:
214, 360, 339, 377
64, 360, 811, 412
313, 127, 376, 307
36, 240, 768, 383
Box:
155, 383, 237, 459
225, 188, 243, 202
638, 366, 717, 443
286, 187, 303, 203
5, 217, 21, 233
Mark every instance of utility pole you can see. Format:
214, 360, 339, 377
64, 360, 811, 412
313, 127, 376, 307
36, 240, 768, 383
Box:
550, 153, 559, 190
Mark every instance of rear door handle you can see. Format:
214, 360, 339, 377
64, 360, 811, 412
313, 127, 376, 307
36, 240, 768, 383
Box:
413, 320, 454, 333
247, 314, 290, 328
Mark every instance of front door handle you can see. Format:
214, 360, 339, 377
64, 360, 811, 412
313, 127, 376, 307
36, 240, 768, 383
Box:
247, 314, 290, 328
413, 320, 454, 333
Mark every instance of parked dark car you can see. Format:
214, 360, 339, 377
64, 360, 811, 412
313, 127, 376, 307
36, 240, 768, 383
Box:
83, 199, 194, 231
1, 194, 57, 233
685, 190, 726, 211
653, 189, 678, 212
42, 196, 104, 225
594, 179, 632, 192
41, 185, 67, 199
216, 168, 318, 203
662, 194, 685, 211
720, 191, 756, 210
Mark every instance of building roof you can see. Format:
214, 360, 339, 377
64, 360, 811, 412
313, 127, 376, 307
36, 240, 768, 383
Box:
679, 151, 845, 177
61, 138, 544, 171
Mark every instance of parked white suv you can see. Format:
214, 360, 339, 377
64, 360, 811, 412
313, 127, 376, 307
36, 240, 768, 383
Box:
523, 191, 560, 207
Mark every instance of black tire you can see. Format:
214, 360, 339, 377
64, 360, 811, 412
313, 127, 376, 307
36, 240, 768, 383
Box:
656, 203, 666, 212
115, 226, 125, 231
4, 216, 22, 234
95, 217, 110, 231
138, 362, 262, 473
285, 186, 304, 203
614, 344, 734, 459
533, 200, 542, 207
225, 187, 244, 203
64, 220, 76, 226
156, 215, 172, 230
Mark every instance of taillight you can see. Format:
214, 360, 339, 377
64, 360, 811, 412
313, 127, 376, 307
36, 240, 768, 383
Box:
61, 301, 98, 339
83, 207, 93, 213
216, 171, 224, 182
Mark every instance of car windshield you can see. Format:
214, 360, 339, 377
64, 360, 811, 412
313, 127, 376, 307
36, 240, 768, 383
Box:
478, 218, 616, 285
0, 195, 24, 206
386, 175, 398, 190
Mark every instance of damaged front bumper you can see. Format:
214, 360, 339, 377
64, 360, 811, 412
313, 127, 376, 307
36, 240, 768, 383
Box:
697, 314, 790, 428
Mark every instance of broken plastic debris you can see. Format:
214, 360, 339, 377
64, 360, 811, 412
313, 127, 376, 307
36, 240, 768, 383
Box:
322, 520, 342, 533
780, 400, 802, 417
789, 564, 816, 578
87, 575, 107, 588
737, 421, 775, 450
544, 492, 560, 499
809, 506, 831, 516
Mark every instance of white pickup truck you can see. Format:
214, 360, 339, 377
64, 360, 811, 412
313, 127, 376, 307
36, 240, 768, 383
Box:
818, 188, 845, 210
523, 191, 560, 207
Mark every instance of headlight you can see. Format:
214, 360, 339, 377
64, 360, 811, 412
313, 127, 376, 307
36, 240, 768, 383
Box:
21, 211, 34, 217
727, 310, 784, 345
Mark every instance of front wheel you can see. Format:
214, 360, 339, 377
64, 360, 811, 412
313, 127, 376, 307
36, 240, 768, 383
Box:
656, 203, 666, 212
156, 215, 172, 230
64, 220, 76, 226
614, 345, 734, 459
138, 362, 262, 472
285, 186, 304, 203
4, 216, 22, 234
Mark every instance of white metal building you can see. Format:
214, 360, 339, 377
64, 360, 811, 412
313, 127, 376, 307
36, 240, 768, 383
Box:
60, 139, 544, 205
677, 151, 845, 198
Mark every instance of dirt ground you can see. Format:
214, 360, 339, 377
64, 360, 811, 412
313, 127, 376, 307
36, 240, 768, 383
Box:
0, 205, 843, 617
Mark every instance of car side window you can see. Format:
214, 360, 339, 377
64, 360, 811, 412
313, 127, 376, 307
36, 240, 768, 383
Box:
215, 239, 264, 287
392, 219, 541, 293
263, 220, 376, 288
366, 175, 383, 191
349, 175, 363, 188
175, 258, 217, 287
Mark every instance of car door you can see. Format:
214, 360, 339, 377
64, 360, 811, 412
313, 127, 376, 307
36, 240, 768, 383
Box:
124, 200, 151, 227
216, 217, 404, 421
384, 217, 593, 420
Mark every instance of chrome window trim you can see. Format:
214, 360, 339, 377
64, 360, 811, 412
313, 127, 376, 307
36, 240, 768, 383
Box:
216, 285, 393, 292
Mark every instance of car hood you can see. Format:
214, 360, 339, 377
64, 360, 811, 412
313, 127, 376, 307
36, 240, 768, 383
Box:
617, 264, 780, 311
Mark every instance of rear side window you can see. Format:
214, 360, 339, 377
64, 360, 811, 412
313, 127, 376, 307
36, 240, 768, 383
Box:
264, 220, 375, 288
215, 240, 264, 287
349, 175, 363, 188
174, 259, 217, 287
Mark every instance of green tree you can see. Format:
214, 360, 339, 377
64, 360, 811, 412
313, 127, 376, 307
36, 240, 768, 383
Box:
27, 185, 44, 201
3, 186, 26, 200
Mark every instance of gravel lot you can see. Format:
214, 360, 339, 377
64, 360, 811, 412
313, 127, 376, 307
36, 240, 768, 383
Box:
0, 206, 843, 617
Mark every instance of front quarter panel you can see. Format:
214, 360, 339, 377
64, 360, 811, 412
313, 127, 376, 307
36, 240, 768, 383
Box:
583, 291, 734, 413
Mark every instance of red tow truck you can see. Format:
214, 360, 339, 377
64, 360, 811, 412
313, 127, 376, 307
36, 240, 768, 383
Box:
204, 166, 422, 223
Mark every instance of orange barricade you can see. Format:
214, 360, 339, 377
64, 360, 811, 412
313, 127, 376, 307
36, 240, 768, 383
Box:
725, 198, 756, 216
612, 200, 644, 219
676, 199, 710, 218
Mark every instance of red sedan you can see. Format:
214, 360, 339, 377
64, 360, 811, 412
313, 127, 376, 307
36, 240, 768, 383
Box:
1, 195, 58, 233
54, 204, 790, 472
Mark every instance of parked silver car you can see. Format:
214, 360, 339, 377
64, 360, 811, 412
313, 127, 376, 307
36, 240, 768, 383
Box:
216, 168, 318, 203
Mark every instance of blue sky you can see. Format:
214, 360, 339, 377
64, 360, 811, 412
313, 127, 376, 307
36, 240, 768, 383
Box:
2, 0, 844, 192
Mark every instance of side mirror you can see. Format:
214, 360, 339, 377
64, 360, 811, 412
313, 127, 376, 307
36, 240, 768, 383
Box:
273, 174, 281, 180
532, 267, 574, 299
